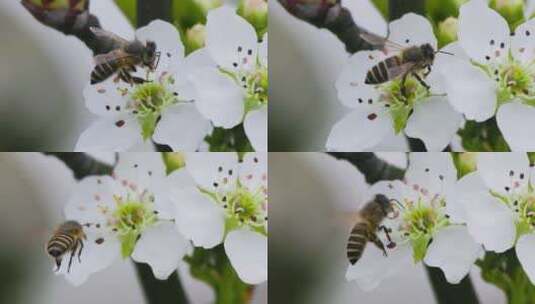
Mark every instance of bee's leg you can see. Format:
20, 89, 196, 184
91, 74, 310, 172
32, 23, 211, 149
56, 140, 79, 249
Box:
379, 225, 397, 249
401, 72, 409, 97
370, 233, 388, 257
67, 242, 78, 273
424, 64, 432, 77
412, 72, 430, 91
54, 258, 62, 272
77, 240, 84, 263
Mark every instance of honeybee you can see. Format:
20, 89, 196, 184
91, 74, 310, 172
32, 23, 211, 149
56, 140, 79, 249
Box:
359, 31, 451, 92
89, 27, 160, 85
46, 221, 87, 273
347, 194, 396, 265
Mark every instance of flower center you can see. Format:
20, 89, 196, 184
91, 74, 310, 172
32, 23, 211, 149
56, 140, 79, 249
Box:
378, 76, 430, 133
388, 196, 448, 262
210, 184, 267, 235
128, 77, 178, 140
492, 188, 535, 237
224, 62, 268, 113
112, 192, 157, 257
483, 59, 535, 105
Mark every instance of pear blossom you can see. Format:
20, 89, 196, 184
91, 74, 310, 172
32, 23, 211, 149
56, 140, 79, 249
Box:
56, 153, 190, 285
190, 7, 268, 151
346, 153, 482, 290
450, 153, 535, 283
171, 152, 267, 284
76, 20, 211, 152
327, 14, 463, 152
435, 0, 535, 150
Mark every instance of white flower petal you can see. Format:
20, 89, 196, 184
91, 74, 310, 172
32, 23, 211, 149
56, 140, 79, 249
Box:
184, 152, 239, 191
438, 56, 497, 122
84, 81, 130, 118
388, 13, 437, 50
335, 50, 385, 108
259, 33, 268, 67
238, 152, 267, 192
405, 153, 457, 198
405, 97, 463, 151
511, 19, 535, 64
244, 106, 267, 152
497, 102, 535, 151
114, 152, 166, 188
446, 172, 488, 224
153, 103, 211, 151
516, 233, 535, 284
190, 67, 245, 128
57, 230, 120, 286
75, 117, 142, 152
174, 188, 225, 248
173, 48, 217, 101
224, 229, 267, 284
64, 176, 122, 223
206, 6, 258, 72
132, 222, 189, 280
477, 152, 530, 194
326, 108, 393, 151
463, 191, 515, 252
424, 226, 482, 284
458, 0, 510, 64
136, 20, 185, 73
346, 243, 412, 291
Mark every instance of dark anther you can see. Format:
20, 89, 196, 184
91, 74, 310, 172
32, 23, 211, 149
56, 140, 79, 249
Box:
238, 46, 242, 52
248, 49, 253, 55
218, 166, 223, 172
439, 175, 444, 180
505, 186, 510, 191
233, 62, 238, 67
490, 39, 495, 45
520, 173, 525, 179
509, 170, 514, 176
213, 182, 219, 187
105, 105, 110, 110
425, 168, 430, 172
358, 98, 363, 103
368, 99, 373, 104
485, 56, 491, 60
228, 169, 233, 175
527, 30, 531, 36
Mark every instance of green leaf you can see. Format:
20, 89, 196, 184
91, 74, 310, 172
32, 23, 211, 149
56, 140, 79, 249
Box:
114, 0, 136, 26
411, 234, 431, 263
172, 0, 210, 29
205, 125, 254, 152
184, 245, 251, 304
458, 119, 510, 152
389, 103, 411, 134
119, 231, 139, 258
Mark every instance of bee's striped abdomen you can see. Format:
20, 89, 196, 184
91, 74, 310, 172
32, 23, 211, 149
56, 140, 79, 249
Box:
347, 222, 370, 265
47, 233, 74, 258
91, 61, 119, 84
365, 56, 402, 85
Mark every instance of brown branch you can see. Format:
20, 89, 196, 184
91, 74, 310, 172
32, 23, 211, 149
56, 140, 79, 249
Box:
276, 0, 373, 53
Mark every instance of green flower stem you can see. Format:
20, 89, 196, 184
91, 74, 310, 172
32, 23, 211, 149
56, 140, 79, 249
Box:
477, 250, 535, 304
43, 152, 188, 304
328, 152, 480, 304
184, 245, 251, 304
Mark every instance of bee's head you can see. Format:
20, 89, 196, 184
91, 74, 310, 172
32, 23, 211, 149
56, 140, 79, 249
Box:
374, 194, 393, 213
421, 43, 435, 61
143, 41, 158, 68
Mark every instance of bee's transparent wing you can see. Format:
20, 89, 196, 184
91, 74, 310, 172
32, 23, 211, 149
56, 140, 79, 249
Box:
386, 61, 417, 80
90, 27, 129, 46
360, 30, 404, 53
93, 49, 134, 65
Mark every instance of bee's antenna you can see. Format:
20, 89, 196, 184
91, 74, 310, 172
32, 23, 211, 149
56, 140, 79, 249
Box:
154, 51, 161, 71
436, 50, 454, 56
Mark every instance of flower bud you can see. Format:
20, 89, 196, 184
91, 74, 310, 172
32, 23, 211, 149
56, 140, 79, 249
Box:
193, 0, 223, 14
163, 152, 186, 173
437, 17, 458, 46
490, 0, 524, 27
237, 0, 268, 35
185, 24, 206, 53
454, 152, 478, 178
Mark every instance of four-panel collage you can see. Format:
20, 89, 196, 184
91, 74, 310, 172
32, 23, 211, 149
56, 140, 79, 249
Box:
2, 0, 535, 304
